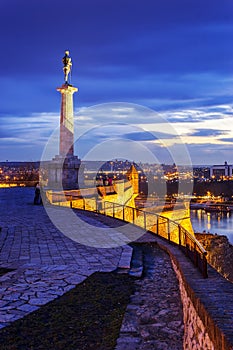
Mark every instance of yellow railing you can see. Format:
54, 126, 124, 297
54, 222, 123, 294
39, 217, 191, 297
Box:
47, 192, 208, 278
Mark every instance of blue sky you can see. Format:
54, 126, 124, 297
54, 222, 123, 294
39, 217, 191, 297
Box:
1, 0, 233, 165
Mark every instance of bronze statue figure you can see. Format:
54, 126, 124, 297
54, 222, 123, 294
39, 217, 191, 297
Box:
62, 50, 72, 84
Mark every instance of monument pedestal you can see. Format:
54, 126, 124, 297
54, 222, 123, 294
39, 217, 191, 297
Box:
47, 155, 83, 190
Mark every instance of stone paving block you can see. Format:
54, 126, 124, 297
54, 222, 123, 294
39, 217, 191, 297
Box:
120, 321, 138, 334
118, 246, 133, 269
3, 292, 22, 301
0, 323, 8, 329
48, 280, 68, 287
0, 300, 25, 310
17, 304, 39, 313
115, 336, 141, 350
28, 297, 54, 306
8, 310, 27, 318
64, 275, 86, 285
0, 300, 9, 308
63, 285, 76, 292
19, 295, 29, 301
0, 288, 8, 294
0, 313, 19, 323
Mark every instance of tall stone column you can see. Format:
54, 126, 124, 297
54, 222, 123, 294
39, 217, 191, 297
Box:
57, 84, 78, 157
46, 51, 83, 190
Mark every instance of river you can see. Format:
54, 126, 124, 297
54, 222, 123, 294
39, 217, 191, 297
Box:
190, 209, 233, 244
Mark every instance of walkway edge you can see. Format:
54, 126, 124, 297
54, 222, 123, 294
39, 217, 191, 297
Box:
117, 245, 133, 270
139, 233, 233, 350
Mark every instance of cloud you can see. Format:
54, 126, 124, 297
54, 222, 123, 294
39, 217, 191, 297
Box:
0, 0, 232, 163
1, 97, 233, 163
219, 138, 233, 143
185, 142, 233, 165
75, 102, 233, 129
189, 129, 229, 137
160, 104, 233, 126
123, 131, 178, 141
77, 70, 233, 111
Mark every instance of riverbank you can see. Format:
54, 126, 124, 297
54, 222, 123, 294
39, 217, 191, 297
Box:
191, 209, 233, 244
195, 232, 233, 283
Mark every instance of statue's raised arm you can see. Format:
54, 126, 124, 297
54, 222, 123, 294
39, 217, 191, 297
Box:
62, 50, 72, 84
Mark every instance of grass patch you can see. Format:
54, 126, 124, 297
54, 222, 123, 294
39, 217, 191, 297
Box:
0, 272, 135, 350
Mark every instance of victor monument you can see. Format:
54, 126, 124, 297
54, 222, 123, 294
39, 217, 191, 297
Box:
47, 51, 82, 190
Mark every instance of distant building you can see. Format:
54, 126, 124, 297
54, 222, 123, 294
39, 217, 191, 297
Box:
193, 167, 210, 180
126, 164, 139, 195
210, 161, 233, 178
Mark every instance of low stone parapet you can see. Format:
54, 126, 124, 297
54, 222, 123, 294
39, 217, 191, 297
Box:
154, 236, 233, 350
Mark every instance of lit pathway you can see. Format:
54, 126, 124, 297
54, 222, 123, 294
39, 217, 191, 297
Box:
0, 187, 184, 350
116, 243, 184, 350
0, 187, 132, 328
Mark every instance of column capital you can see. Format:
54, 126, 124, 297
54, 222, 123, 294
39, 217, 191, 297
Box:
57, 84, 78, 94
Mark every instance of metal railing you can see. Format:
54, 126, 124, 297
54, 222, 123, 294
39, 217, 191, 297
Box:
47, 191, 208, 278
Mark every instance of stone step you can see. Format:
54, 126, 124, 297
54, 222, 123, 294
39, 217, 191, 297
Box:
116, 244, 144, 277
128, 244, 144, 278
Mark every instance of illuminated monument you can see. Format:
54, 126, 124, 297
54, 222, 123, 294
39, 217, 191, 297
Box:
47, 51, 81, 190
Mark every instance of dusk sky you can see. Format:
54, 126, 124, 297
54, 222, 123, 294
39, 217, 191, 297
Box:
1, 0, 233, 165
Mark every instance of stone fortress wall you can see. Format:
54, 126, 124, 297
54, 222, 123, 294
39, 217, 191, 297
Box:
46, 180, 233, 349
150, 234, 233, 350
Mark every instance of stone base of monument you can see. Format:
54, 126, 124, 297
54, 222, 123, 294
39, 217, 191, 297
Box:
47, 155, 84, 190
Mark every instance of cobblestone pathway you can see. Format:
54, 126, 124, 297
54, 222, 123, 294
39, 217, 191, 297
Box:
0, 187, 184, 349
0, 188, 131, 328
116, 244, 184, 350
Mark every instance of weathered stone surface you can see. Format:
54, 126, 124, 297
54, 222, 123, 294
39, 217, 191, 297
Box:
0, 314, 18, 322
16, 301, 37, 311
116, 244, 184, 350
1, 188, 233, 350
28, 297, 56, 306
0, 188, 130, 329
64, 275, 86, 285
